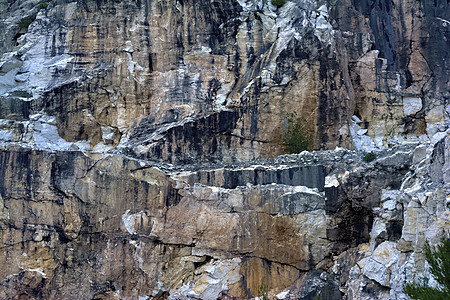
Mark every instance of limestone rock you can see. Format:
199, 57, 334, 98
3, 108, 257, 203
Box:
0, 0, 448, 298
403, 97, 423, 116
0, 0, 447, 162
0, 142, 444, 298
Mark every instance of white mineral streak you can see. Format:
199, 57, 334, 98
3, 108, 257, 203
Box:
0, 9, 78, 99
276, 290, 290, 299
122, 209, 136, 235
27, 268, 47, 278
168, 258, 241, 300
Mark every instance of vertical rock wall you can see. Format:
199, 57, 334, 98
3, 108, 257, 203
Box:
1, 0, 447, 162
0, 0, 448, 298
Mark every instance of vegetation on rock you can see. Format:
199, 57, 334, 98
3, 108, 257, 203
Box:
363, 152, 377, 162
281, 113, 314, 154
39, 2, 49, 9
258, 281, 269, 300
404, 238, 450, 299
271, 0, 287, 8
19, 17, 34, 30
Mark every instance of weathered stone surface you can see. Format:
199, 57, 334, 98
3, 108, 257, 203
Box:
344, 138, 449, 299
0, 0, 448, 161
0, 141, 445, 298
0, 0, 448, 298
403, 97, 423, 116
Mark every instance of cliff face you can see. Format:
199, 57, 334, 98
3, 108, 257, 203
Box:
0, 0, 448, 299
0, 142, 448, 299
1, 0, 448, 161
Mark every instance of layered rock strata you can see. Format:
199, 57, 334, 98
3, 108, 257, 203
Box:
1, 137, 448, 298
0, 0, 448, 298
0, 0, 448, 161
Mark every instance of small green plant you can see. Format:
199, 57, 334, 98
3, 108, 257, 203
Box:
271, 0, 287, 7
38, 2, 49, 9
19, 17, 34, 30
258, 280, 269, 300
281, 113, 314, 154
363, 152, 376, 162
403, 238, 450, 299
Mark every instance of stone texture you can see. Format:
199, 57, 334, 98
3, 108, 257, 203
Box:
0, 0, 448, 298
403, 97, 423, 116
0, 0, 447, 162
1, 141, 447, 298
345, 138, 449, 299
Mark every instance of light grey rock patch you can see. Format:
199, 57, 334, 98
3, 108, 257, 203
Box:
403, 97, 422, 116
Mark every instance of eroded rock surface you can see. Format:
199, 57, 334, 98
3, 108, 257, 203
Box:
0, 139, 448, 299
0, 0, 448, 161
0, 0, 448, 298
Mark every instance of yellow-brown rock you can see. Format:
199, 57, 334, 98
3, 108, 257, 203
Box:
0, 0, 448, 298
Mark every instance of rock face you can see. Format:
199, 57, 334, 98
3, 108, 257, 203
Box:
1, 0, 448, 160
1, 141, 448, 299
0, 0, 448, 299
